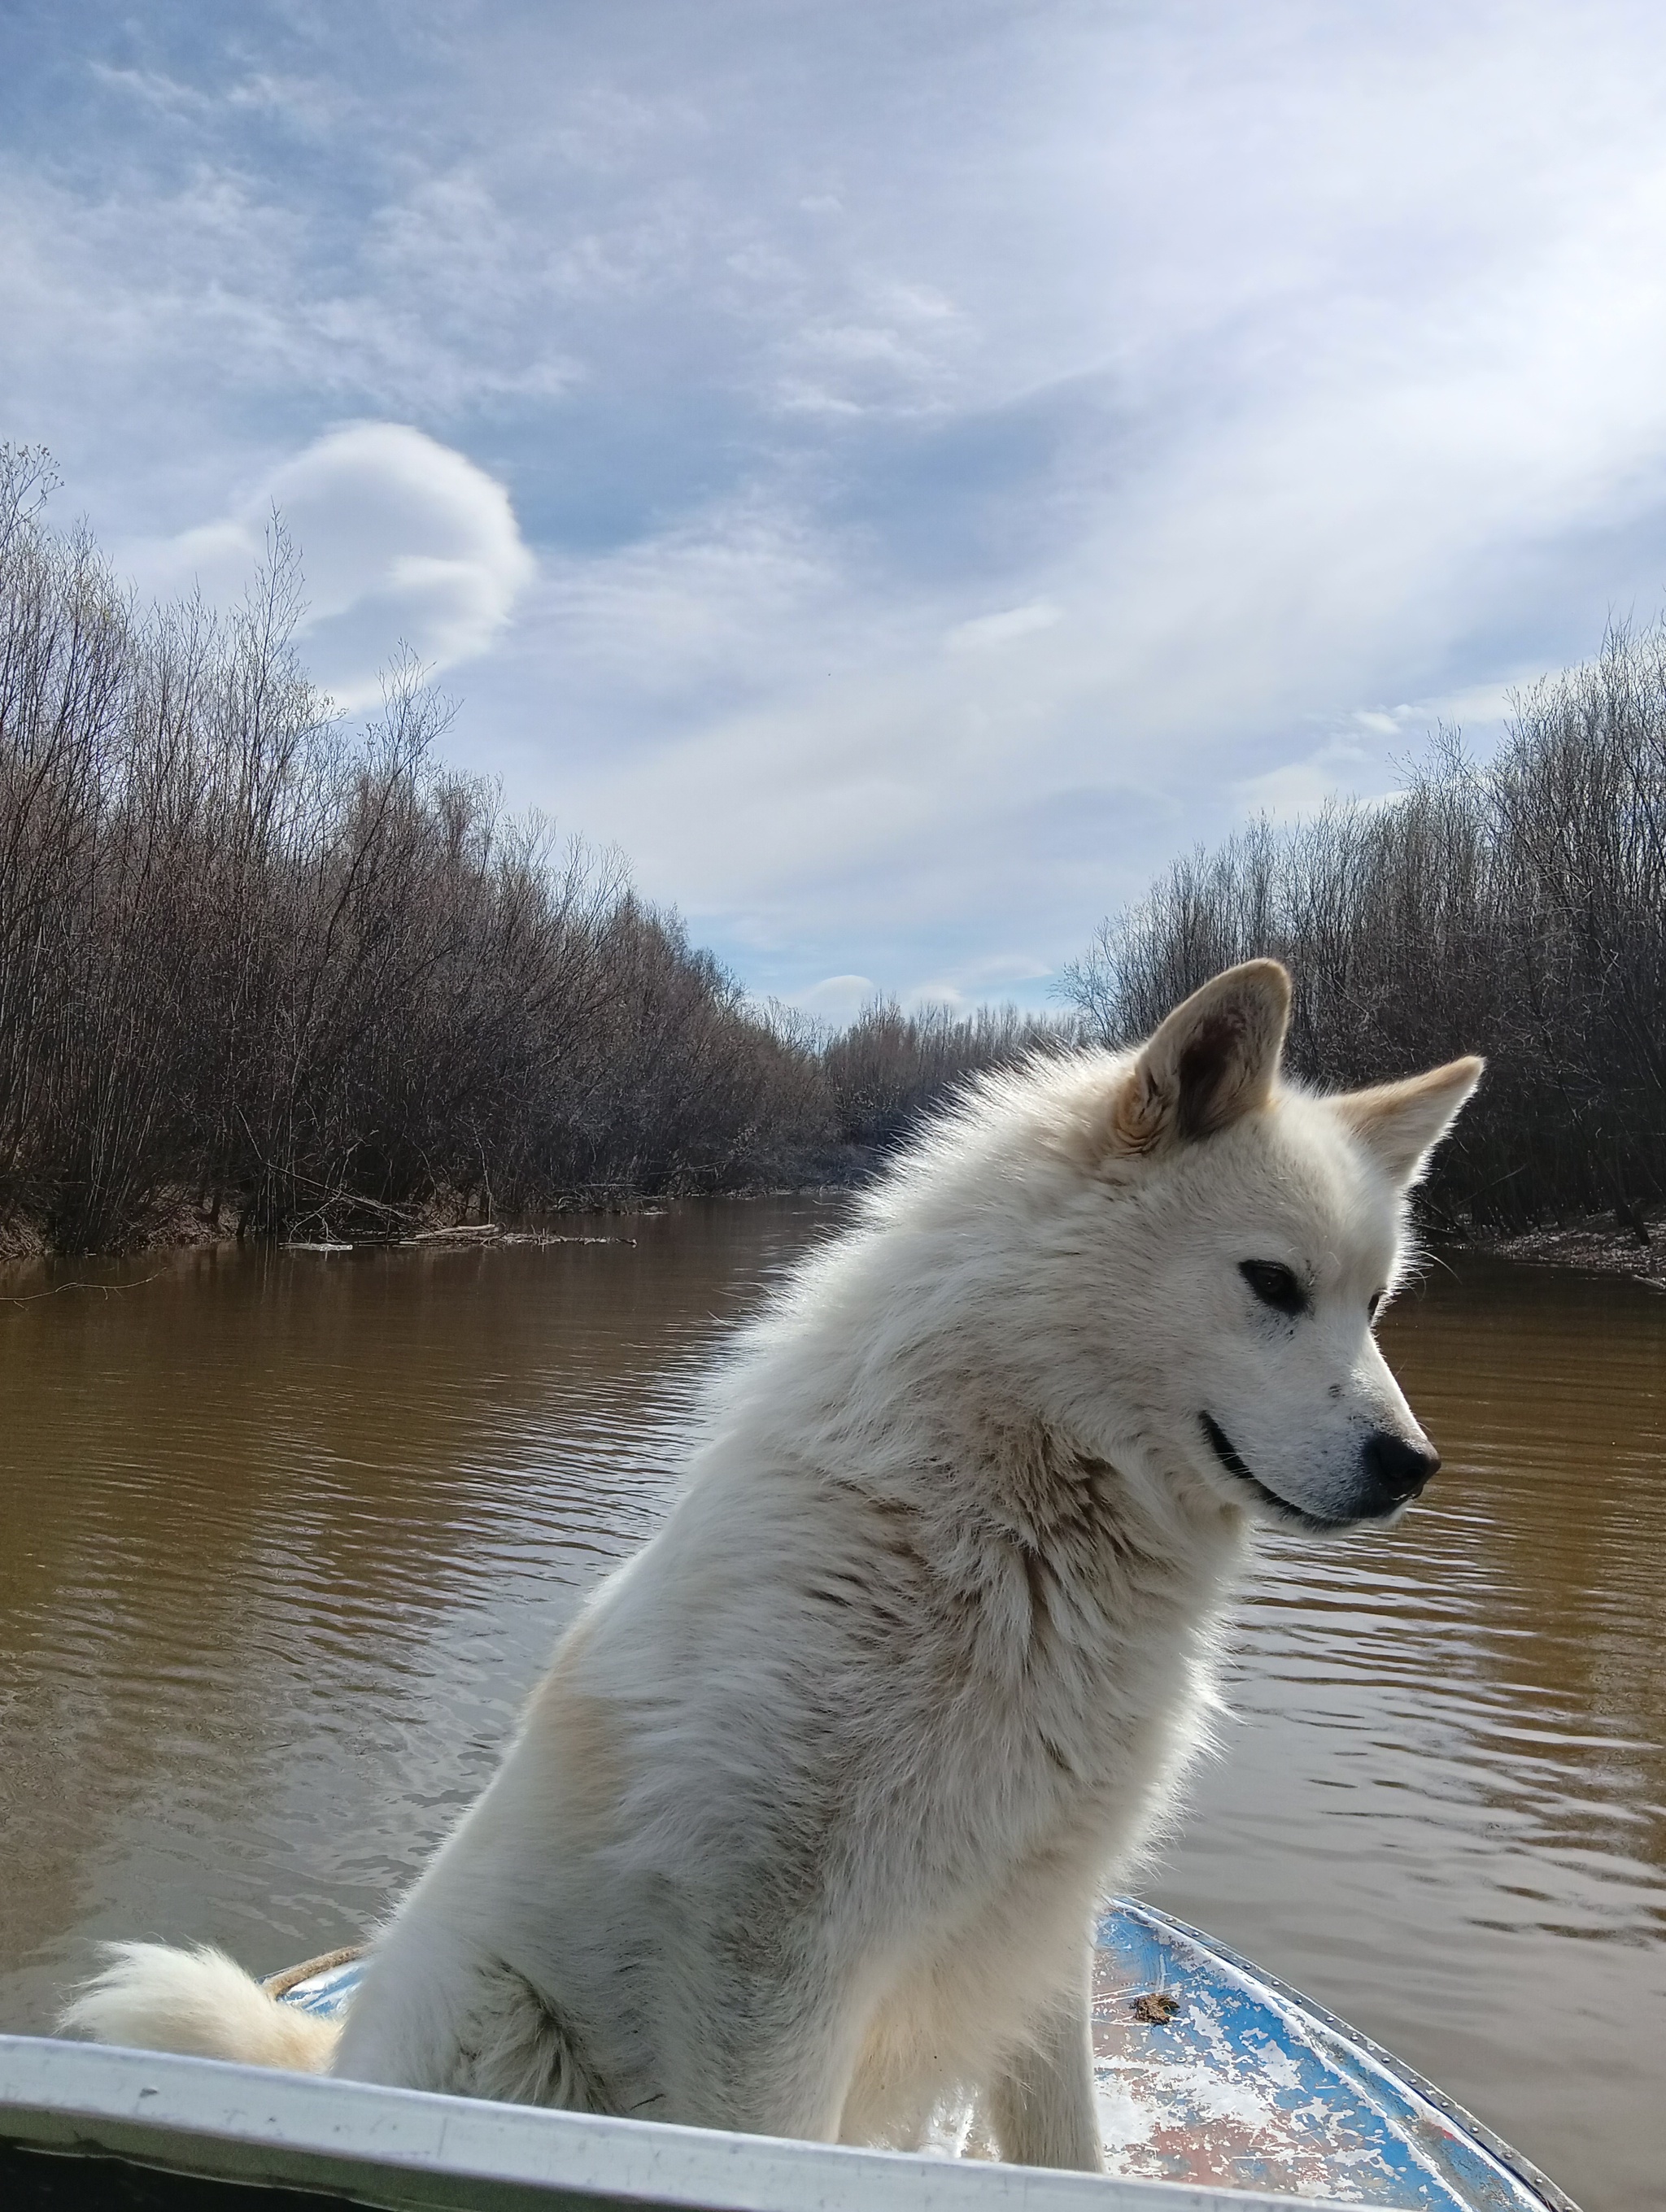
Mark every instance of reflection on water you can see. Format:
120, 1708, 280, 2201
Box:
1, 1213, 1660, 2210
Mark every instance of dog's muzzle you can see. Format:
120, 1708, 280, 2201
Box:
1200, 1414, 1439, 1530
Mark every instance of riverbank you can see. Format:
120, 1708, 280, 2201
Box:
0, 1178, 866, 1268
1453, 1209, 1666, 1287
10, 1183, 1664, 1282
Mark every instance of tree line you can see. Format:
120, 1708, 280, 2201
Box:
12, 440, 1657, 1256
0, 450, 1060, 1254
1061, 632, 1666, 1239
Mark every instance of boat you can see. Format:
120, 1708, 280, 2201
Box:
0, 1900, 1577, 2210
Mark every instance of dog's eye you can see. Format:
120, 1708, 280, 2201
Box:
1239, 1260, 1307, 1316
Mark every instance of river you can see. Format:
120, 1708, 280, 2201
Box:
1, 1201, 1660, 2210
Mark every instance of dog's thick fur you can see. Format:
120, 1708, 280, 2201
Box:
63, 963, 1481, 2170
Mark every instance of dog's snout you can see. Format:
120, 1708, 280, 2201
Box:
1361, 1430, 1440, 1507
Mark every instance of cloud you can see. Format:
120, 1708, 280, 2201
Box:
1233, 737, 1397, 825
124, 425, 535, 707
796, 973, 879, 1023
945, 602, 1062, 653
897, 951, 1055, 1012
1232, 675, 1532, 823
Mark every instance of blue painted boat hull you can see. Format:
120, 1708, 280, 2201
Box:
1087, 1901, 1572, 2210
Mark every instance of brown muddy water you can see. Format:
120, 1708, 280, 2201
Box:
0, 1201, 1661, 2210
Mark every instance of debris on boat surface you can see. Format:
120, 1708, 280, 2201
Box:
1129, 1988, 1183, 2024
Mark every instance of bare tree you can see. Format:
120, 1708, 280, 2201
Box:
0, 459, 843, 1252
1060, 631, 1666, 1235
823, 1000, 1077, 1157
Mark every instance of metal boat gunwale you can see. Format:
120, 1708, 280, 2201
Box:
0, 2031, 1363, 2212
258, 1900, 1577, 2212
0, 1901, 1576, 2209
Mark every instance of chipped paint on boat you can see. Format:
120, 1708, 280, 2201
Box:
272, 1900, 1575, 2212
1088, 1902, 1572, 2210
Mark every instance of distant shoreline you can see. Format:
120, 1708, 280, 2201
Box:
7, 1185, 1661, 1292
0, 1183, 856, 1273
1452, 1212, 1666, 1288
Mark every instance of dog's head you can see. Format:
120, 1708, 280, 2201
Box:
1047, 961, 1481, 1533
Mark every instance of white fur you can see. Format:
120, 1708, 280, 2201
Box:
62, 964, 1481, 2172
60, 1943, 338, 2070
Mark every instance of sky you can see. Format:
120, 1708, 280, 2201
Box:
7, 2, 1666, 1017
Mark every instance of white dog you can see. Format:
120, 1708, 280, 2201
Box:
66, 961, 1481, 2171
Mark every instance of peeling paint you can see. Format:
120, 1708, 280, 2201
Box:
1088, 1902, 1573, 2210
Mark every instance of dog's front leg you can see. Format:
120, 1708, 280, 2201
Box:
984, 1971, 1103, 2173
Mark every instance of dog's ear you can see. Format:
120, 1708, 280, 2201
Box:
1332, 1057, 1484, 1187
1104, 960, 1292, 1156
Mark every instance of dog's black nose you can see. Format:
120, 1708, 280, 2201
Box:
1362, 1430, 1440, 1507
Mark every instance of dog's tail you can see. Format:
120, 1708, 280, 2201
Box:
60, 1943, 339, 2071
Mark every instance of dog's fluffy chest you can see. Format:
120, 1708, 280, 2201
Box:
922, 1527, 1228, 1867
666, 1448, 1244, 1926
